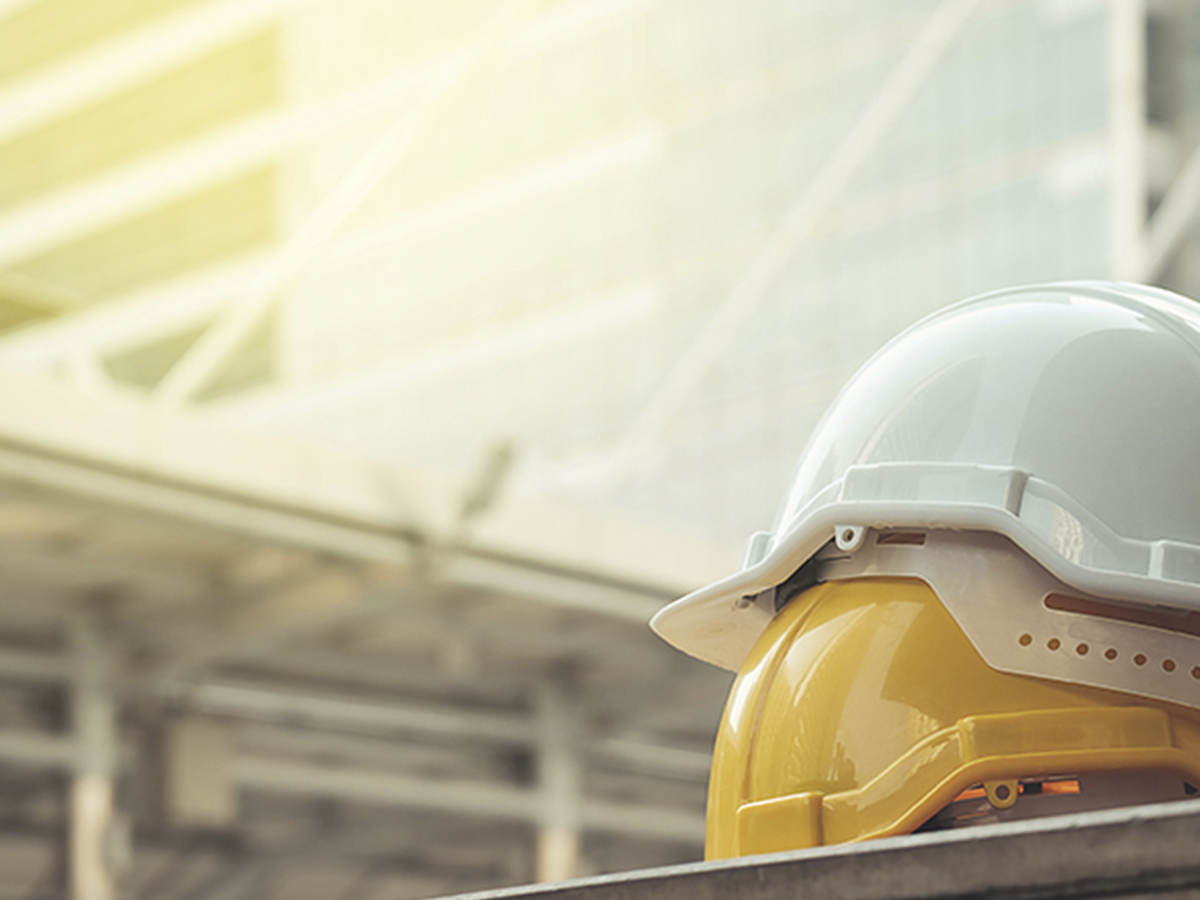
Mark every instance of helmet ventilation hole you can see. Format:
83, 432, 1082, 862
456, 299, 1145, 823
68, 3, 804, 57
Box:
1014, 635, 1195, 681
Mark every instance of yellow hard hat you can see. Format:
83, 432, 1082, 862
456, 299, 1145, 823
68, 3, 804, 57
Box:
652, 284, 1200, 858
708, 565, 1200, 857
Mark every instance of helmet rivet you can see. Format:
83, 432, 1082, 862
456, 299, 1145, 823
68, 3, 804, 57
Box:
1134, 653, 1147, 667
1075, 643, 1089, 656
1047, 638, 1061, 651
834, 525, 866, 552
1018, 633, 1032, 646
1163, 659, 1177, 673
1105, 648, 1118, 661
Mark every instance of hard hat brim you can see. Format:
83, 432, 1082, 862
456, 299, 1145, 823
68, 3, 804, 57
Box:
652, 462, 1200, 671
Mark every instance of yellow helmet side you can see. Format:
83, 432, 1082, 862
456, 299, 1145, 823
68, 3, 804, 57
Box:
706, 577, 1200, 858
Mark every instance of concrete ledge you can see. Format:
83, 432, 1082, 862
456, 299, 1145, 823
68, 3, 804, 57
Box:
444, 798, 1200, 899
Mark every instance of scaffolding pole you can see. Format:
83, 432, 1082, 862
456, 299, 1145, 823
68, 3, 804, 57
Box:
1109, 0, 1147, 280
69, 616, 118, 900
536, 681, 582, 882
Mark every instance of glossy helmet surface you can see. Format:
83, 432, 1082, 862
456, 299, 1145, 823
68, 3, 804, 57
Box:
652, 283, 1200, 857
654, 282, 1200, 671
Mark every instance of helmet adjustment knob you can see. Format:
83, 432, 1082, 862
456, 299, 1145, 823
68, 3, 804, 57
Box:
984, 780, 1020, 809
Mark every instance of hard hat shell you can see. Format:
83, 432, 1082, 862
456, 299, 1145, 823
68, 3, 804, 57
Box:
707, 574, 1200, 858
652, 282, 1200, 671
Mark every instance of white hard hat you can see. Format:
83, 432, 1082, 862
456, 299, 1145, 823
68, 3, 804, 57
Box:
652, 281, 1200, 671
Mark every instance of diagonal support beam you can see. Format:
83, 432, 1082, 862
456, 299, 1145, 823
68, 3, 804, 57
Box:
0, 0, 651, 268
0, 126, 660, 371
0, 0, 311, 145
1140, 139, 1200, 281
151, 0, 543, 406
213, 283, 661, 419
0, 252, 270, 368
587, 0, 983, 479
0, 53, 464, 268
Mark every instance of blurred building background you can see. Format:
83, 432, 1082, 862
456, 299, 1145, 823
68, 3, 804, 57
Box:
0, 0, 1196, 897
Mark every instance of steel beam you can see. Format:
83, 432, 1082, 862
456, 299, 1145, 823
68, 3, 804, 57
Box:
175, 678, 711, 780
0, 542, 211, 608
235, 755, 538, 821
218, 644, 529, 704
580, 799, 704, 845
0, 368, 725, 607
0, 653, 712, 782
155, 0, 652, 405
0, 126, 660, 373
214, 282, 661, 420
173, 678, 532, 745
0, 648, 707, 845
1141, 139, 1200, 280
0, 0, 648, 151
0, 730, 74, 767
0, 0, 650, 270
235, 721, 510, 773
0, 647, 69, 683
149, 40, 484, 404
0, 432, 687, 627
0, 0, 310, 145
436, 555, 664, 624
594, 738, 711, 781
233, 755, 703, 844
0, 51, 463, 268
0, 252, 268, 369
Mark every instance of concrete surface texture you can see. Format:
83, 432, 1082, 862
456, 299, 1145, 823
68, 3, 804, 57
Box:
442, 798, 1200, 899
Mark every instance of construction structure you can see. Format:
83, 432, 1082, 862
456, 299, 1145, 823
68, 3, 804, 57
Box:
0, 369, 732, 897
0, 0, 1199, 897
